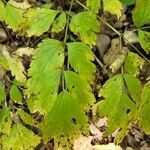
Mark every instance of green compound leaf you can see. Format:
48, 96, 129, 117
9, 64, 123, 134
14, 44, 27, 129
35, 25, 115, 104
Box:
51, 12, 66, 33
70, 11, 100, 46
0, 83, 5, 103
39, 90, 88, 144
98, 74, 142, 143
139, 30, 150, 53
10, 84, 22, 103
4, 3, 23, 31
86, 0, 101, 13
2, 123, 41, 150
103, 0, 123, 18
22, 8, 58, 36
64, 71, 95, 110
138, 82, 150, 134
67, 42, 96, 82
26, 39, 64, 114
124, 52, 144, 77
132, 0, 150, 27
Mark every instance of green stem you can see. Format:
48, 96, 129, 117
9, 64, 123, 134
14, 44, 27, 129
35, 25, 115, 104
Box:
131, 26, 150, 32
62, 0, 74, 90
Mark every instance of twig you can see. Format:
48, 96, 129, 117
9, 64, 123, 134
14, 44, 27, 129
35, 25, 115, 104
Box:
1, 22, 16, 44
131, 26, 150, 32
94, 54, 107, 74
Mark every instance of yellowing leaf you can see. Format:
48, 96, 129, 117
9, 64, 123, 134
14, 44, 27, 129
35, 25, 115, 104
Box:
0, 45, 26, 83
18, 109, 35, 126
65, 71, 95, 110
39, 90, 88, 143
67, 42, 96, 82
8, 0, 31, 9
98, 74, 142, 142
139, 30, 150, 53
103, 0, 123, 18
5, 4, 23, 31
132, 0, 150, 27
10, 85, 22, 103
13, 47, 35, 57
2, 123, 41, 150
124, 52, 144, 76
139, 82, 150, 134
51, 12, 66, 33
26, 39, 64, 114
70, 11, 100, 46
86, 0, 101, 13
0, 108, 11, 135
22, 8, 58, 36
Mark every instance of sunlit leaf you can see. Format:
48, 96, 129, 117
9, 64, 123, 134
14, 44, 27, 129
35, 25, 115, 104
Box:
0, 83, 5, 103
26, 39, 64, 114
86, 0, 101, 13
124, 52, 144, 76
67, 42, 96, 82
51, 12, 66, 33
138, 82, 150, 134
132, 0, 150, 27
103, 0, 123, 18
2, 123, 41, 150
70, 11, 100, 46
22, 8, 58, 36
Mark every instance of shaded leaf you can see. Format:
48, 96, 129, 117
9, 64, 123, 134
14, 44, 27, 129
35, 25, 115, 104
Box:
10, 84, 22, 103
98, 74, 142, 142
64, 71, 95, 110
39, 90, 88, 143
5, 3, 23, 31
120, 0, 135, 6
18, 109, 34, 126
